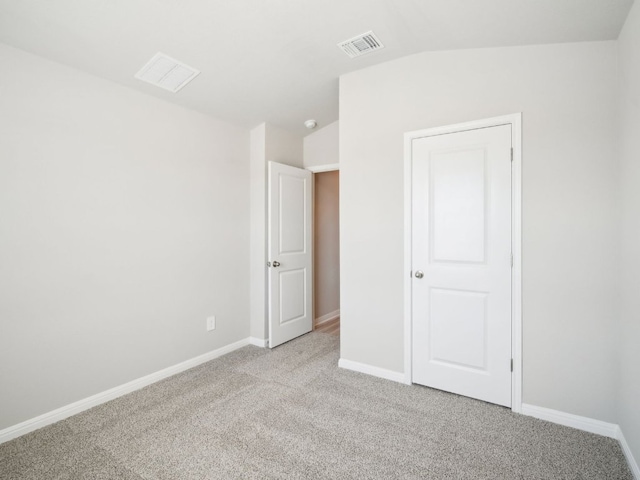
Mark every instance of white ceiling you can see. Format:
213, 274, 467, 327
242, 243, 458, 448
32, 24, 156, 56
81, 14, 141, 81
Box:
0, 0, 634, 136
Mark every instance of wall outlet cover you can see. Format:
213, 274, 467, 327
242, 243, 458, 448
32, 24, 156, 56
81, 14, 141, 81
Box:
206, 316, 216, 331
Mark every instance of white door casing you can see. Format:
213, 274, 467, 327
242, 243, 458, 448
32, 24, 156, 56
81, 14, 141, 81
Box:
268, 161, 313, 348
409, 122, 514, 407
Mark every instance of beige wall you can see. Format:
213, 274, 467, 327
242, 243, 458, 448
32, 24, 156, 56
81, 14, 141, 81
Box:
339, 41, 619, 423
0, 43, 250, 430
617, 0, 640, 466
314, 171, 340, 322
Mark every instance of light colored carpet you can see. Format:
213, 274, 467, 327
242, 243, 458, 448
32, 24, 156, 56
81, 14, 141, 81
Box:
0, 332, 632, 479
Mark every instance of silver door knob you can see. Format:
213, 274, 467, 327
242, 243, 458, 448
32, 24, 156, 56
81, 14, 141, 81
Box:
415, 270, 424, 279
272, 261, 281, 267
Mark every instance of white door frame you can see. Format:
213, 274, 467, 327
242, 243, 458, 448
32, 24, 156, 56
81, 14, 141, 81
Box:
306, 163, 339, 173
403, 113, 522, 413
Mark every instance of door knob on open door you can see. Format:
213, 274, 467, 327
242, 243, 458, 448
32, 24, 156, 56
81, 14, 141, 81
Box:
272, 261, 281, 267
415, 270, 424, 279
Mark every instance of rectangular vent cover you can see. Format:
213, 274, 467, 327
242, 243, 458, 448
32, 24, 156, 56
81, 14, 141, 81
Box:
135, 52, 200, 93
338, 31, 384, 58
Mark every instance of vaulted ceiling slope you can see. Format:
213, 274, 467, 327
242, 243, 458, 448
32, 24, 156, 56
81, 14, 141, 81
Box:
0, 0, 634, 136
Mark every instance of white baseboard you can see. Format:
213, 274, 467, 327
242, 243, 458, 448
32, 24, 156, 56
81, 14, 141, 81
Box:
338, 358, 410, 385
0, 337, 251, 445
249, 337, 267, 348
315, 309, 340, 326
503, 404, 640, 477
618, 427, 640, 479
521, 403, 619, 438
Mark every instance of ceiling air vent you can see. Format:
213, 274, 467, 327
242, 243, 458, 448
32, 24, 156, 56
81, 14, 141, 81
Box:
135, 52, 200, 93
338, 31, 384, 58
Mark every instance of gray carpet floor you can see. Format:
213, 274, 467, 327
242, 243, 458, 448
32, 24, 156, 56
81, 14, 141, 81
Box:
0, 332, 632, 479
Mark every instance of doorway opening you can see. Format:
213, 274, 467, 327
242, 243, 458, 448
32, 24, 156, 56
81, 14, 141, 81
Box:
266, 162, 340, 347
313, 170, 340, 337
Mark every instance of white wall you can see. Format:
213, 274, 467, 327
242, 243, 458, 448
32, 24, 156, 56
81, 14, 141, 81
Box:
248, 123, 303, 341
249, 124, 268, 342
617, 0, 640, 466
0, 43, 250, 430
314, 171, 340, 321
339, 41, 619, 422
265, 124, 303, 169
303, 121, 339, 169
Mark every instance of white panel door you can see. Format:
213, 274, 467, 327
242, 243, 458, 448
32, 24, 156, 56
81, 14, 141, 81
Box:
411, 125, 512, 407
268, 162, 313, 348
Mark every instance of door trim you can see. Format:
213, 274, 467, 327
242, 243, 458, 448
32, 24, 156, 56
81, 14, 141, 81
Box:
403, 113, 522, 412
306, 163, 339, 173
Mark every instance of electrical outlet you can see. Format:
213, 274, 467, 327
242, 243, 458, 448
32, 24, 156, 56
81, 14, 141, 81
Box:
206, 316, 216, 331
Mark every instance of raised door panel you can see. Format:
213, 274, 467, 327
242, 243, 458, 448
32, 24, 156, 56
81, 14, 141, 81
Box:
430, 148, 486, 264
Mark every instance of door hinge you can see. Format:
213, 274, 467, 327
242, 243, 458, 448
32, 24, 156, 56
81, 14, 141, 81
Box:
510, 358, 514, 372
510, 147, 514, 162
510, 253, 513, 268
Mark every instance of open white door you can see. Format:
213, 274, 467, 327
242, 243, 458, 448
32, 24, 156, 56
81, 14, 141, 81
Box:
268, 161, 313, 348
411, 124, 512, 407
